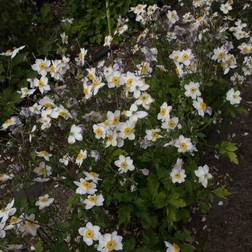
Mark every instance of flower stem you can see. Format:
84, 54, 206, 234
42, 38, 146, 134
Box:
106, 0, 112, 36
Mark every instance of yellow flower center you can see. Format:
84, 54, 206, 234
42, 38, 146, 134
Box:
9, 216, 18, 225
124, 127, 133, 136
151, 131, 159, 139
173, 243, 180, 252
120, 161, 128, 169
83, 87, 89, 96
43, 102, 53, 108
106, 135, 113, 142
226, 57, 233, 65
175, 173, 181, 179
81, 181, 92, 189
38, 167, 46, 176
49, 65, 55, 73
84, 229, 94, 239
38, 80, 44, 87
4, 119, 12, 125
168, 120, 176, 128
218, 51, 225, 59
76, 153, 83, 161
242, 47, 250, 54
88, 196, 97, 203
182, 53, 189, 61
78, 52, 84, 60
112, 76, 120, 85
199, 101, 206, 110
87, 72, 94, 81
95, 128, 103, 137
92, 80, 98, 88
180, 143, 188, 151
40, 196, 48, 203
190, 88, 196, 93
175, 67, 180, 75
141, 95, 147, 101
39, 63, 46, 69
39, 151, 48, 157
171, 12, 177, 18
59, 111, 67, 118
141, 65, 148, 75
112, 116, 120, 125
126, 78, 133, 89
88, 172, 97, 178
106, 240, 116, 251
160, 108, 166, 116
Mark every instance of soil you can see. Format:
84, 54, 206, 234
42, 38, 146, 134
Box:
192, 85, 252, 252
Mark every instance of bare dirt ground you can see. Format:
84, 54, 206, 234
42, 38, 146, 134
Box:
193, 85, 252, 252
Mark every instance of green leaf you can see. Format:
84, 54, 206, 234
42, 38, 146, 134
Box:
166, 207, 177, 224
34, 241, 43, 252
147, 173, 159, 198
49, 243, 70, 252
67, 193, 79, 209
227, 152, 239, 165
216, 141, 239, 164
168, 193, 186, 208
153, 192, 168, 209
118, 205, 132, 225
213, 186, 231, 199
124, 238, 136, 251
180, 244, 195, 252
174, 229, 192, 242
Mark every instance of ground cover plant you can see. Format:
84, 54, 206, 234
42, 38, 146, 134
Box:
0, 0, 252, 251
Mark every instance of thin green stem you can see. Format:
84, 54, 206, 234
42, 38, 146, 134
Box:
106, 0, 112, 36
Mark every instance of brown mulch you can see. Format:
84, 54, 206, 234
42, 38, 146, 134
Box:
192, 85, 252, 252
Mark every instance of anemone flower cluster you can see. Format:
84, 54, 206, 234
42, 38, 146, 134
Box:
1, 1, 252, 251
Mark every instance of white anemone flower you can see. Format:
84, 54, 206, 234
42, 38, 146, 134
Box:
145, 129, 161, 142
114, 155, 135, 174
32, 58, 50, 76
157, 102, 172, 121
118, 121, 136, 140
226, 88, 241, 105
0, 199, 16, 223
19, 214, 40, 237
35, 150, 52, 161
161, 117, 180, 131
170, 158, 186, 184
68, 125, 83, 144
1, 117, 20, 130
165, 241, 181, 252
35, 194, 54, 210
74, 178, 97, 195
0, 45, 25, 59
174, 135, 194, 153
184, 82, 201, 99
79, 222, 101, 246
193, 97, 207, 117
75, 149, 87, 167
83, 172, 101, 183
97, 231, 123, 252
195, 165, 213, 188
34, 76, 50, 94
83, 194, 104, 210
